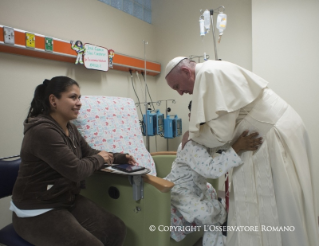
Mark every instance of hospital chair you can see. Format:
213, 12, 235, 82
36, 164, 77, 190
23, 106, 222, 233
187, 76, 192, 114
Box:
151, 152, 219, 190
73, 96, 218, 246
0, 156, 34, 246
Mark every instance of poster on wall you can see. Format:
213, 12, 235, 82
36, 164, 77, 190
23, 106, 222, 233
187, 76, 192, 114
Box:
83, 43, 109, 72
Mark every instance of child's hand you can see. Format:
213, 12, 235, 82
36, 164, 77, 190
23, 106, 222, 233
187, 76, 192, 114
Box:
232, 131, 262, 154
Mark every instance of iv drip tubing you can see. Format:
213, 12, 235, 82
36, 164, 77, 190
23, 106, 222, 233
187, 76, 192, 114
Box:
212, 6, 225, 14
130, 70, 146, 135
141, 72, 156, 111
135, 71, 145, 99
129, 70, 143, 116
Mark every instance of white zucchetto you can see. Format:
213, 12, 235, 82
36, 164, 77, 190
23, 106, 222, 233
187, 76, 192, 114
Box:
164, 56, 187, 78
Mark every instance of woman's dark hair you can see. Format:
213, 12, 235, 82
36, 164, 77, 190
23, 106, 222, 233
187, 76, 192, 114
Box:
188, 100, 192, 111
26, 76, 79, 120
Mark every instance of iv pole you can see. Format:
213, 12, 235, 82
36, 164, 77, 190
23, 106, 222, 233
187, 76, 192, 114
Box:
200, 6, 225, 61
143, 40, 150, 151
210, 6, 225, 60
194, 6, 225, 62
210, 10, 218, 60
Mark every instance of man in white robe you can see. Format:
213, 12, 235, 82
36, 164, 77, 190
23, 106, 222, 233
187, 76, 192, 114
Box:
165, 57, 319, 246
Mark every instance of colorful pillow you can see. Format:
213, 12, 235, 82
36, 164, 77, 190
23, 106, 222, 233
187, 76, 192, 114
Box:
72, 96, 156, 176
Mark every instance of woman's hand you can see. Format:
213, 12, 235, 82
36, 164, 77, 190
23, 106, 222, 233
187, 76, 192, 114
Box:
126, 154, 137, 165
232, 131, 263, 154
98, 151, 114, 165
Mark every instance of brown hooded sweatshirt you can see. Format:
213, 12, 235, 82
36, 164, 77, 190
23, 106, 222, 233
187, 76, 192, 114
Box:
12, 114, 127, 210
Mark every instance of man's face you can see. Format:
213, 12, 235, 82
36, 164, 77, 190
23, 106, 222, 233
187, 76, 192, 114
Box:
166, 68, 195, 95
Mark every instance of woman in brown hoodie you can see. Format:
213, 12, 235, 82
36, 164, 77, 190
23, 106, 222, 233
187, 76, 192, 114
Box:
11, 76, 135, 246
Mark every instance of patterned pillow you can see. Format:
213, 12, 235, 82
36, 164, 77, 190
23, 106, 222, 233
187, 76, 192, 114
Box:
72, 96, 156, 176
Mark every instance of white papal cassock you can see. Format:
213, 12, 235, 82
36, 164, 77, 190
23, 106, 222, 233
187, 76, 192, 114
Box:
189, 60, 319, 246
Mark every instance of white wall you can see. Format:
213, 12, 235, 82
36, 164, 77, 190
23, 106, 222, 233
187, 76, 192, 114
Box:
252, 0, 319, 215
152, 0, 253, 151
152, 0, 253, 191
0, 0, 158, 229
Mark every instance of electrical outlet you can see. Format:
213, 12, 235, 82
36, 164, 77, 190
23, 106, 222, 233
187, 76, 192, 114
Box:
45, 37, 53, 52
26, 33, 35, 48
3, 26, 15, 45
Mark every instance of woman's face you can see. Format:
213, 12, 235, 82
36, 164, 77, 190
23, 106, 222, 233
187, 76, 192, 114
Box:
53, 85, 82, 121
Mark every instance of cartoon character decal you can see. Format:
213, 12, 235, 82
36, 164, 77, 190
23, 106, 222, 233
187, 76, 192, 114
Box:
108, 49, 115, 68
70, 40, 85, 65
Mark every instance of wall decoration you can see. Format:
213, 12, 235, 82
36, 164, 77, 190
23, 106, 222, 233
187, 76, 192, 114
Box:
26, 33, 35, 48
0, 25, 161, 75
70, 40, 85, 64
108, 49, 115, 68
45, 37, 53, 52
83, 43, 108, 71
3, 26, 14, 45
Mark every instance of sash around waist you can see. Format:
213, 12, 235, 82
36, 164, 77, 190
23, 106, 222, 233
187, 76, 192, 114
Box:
233, 88, 288, 141
248, 88, 288, 125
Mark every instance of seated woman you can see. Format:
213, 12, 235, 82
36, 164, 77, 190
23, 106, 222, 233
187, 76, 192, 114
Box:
165, 101, 262, 246
11, 76, 136, 246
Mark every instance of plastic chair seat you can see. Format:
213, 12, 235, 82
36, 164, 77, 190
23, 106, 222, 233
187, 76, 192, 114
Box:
0, 223, 34, 246
0, 156, 34, 246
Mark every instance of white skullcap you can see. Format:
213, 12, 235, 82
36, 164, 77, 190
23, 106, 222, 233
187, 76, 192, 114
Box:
164, 57, 187, 78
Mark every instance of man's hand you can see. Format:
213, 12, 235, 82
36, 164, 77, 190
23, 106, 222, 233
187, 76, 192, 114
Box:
232, 131, 263, 154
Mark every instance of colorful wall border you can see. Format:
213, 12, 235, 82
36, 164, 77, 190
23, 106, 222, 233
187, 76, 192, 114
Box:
0, 25, 161, 76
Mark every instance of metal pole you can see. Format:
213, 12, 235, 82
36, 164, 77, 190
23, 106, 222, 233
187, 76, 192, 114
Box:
210, 14, 219, 60
166, 100, 169, 151
143, 40, 150, 151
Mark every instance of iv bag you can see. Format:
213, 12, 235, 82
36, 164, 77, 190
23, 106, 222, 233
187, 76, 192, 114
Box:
216, 13, 227, 35
199, 18, 205, 36
203, 9, 210, 32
